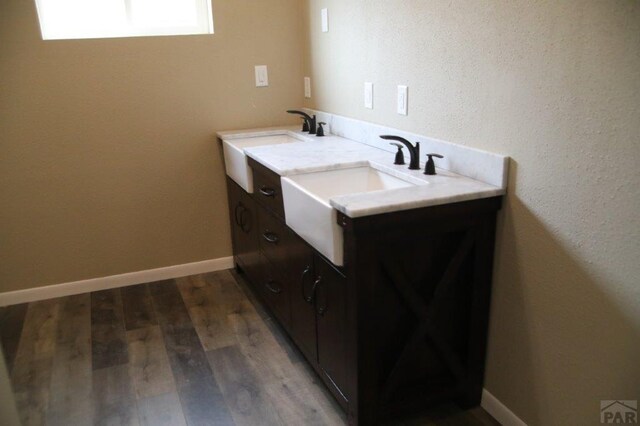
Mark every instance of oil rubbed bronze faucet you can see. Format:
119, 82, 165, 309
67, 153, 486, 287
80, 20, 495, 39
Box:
379, 135, 420, 170
287, 110, 317, 134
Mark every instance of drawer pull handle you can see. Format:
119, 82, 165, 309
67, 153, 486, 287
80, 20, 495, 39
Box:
311, 276, 322, 310
262, 232, 279, 244
300, 266, 313, 303
265, 280, 282, 294
234, 204, 244, 226
235, 203, 252, 232
314, 276, 327, 316
239, 209, 251, 233
259, 187, 276, 197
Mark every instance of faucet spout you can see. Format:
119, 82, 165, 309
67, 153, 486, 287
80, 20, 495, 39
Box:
287, 110, 317, 134
379, 135, 420, 170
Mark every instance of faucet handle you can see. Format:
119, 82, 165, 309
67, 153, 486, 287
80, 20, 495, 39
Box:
424, 153, 444, 175
317, 122, 327, 137
389, 143, 405, 165
300, 117, 309, 132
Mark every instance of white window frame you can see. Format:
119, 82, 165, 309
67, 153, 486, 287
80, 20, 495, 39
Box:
34, 0, 214, 41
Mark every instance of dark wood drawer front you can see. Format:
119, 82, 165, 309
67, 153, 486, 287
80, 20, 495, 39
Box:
258, 206, 292, 269
258, 254, 291, 329
250, 160, 285, 219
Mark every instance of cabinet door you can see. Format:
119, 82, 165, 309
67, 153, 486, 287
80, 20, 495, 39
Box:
226, 178, 260, 285
287, 234, 317, 363
314, 254, 349, 400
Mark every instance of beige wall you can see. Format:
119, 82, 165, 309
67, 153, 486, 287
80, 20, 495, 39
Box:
303, 1, 639, 425
0, 0, 303, 292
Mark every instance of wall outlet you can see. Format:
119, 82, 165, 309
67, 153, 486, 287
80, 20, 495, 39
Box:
255, 65, 268, 87
321, 8, 329, 32
304, 77, 311, 98
397, 85, 408, 115
364, 82, 373, 109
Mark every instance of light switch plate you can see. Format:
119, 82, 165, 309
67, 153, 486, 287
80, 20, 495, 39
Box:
304, 77, 311, 98
255, 65, 268, 87
321, 8, 329, 32
397, 85, 408, 115
364, 82, 373, 109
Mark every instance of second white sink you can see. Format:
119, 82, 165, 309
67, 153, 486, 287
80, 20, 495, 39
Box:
282, 166, 415, 266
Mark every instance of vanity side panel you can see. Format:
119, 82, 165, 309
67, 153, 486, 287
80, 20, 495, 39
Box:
342, 196, 502, 423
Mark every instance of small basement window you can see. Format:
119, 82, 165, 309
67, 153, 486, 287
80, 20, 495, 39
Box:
34, 0, 214, 40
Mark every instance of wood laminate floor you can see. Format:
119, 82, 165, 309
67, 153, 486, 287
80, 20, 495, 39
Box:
0, 270, 499, 426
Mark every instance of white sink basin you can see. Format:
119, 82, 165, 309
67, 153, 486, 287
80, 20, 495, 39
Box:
281, 166, 415, 266
223, 134, 303, 192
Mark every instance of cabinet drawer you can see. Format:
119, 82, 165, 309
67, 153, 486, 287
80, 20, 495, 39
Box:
257, 205, 292, 270
250, 158, 285, 219
257, 253, 291, 330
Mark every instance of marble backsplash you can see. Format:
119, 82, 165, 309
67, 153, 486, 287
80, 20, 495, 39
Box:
303, 109, 508, 189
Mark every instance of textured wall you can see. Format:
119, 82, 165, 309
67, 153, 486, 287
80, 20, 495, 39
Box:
303, 1, 639, 425
0, 0, 303, 292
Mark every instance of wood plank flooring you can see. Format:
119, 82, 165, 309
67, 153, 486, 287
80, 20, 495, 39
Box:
0, 270, 498, 426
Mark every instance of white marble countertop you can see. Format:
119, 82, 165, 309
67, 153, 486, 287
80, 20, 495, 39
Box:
217, 127, 506, 218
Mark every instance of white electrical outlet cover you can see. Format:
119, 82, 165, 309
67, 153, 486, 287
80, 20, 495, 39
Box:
397, 85, 408, 115
255, 65, 268, 87
304, 77, 311, 98
321, 8, 329, 32
364, 82, 373, 109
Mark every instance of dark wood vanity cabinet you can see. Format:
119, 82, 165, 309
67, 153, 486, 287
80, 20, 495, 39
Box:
224, 155, 502, 425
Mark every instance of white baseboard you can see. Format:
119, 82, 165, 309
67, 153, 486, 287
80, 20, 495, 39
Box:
0, 257, 234, 306
482, 389, 527, 426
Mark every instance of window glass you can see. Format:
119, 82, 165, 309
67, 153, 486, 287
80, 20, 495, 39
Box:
35, 0, 214, 40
